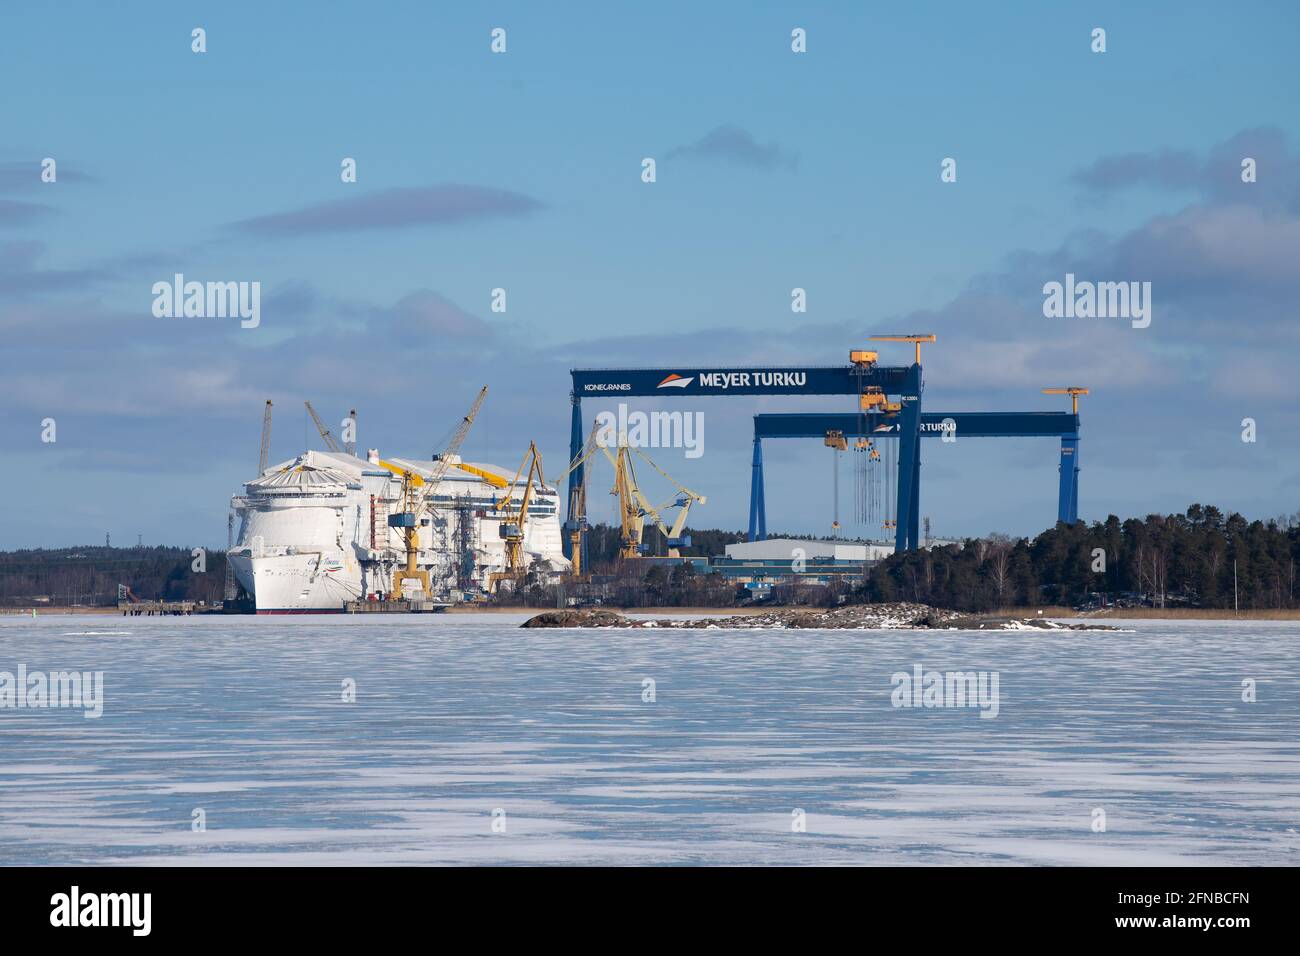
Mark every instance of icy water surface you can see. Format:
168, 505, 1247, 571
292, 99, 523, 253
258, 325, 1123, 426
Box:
0, 613, 1297, 865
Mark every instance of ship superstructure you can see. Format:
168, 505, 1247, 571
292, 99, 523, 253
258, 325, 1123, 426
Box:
227, 448, 568, 613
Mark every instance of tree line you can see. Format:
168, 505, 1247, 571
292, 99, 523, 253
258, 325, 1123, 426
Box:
0, 546, 229, 607
580, 523, 748, 566
862, 505, 1300, 611
8, 505, 1296, 612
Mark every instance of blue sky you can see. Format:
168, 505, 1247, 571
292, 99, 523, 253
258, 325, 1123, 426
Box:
3, 1, 1299, 548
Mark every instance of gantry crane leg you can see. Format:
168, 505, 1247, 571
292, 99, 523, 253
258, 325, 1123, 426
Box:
894, 365, 922, 552
748, 436, 766, 541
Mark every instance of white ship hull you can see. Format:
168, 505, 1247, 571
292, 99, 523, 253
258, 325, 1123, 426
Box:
228, 448, 569, 613
228, 550, 360, 614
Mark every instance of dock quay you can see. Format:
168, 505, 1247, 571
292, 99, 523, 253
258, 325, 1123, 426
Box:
119, 601, 196, 616
345, 599, 450, 614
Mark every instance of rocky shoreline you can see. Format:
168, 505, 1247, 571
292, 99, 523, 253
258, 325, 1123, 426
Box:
521, 603, 1121, 631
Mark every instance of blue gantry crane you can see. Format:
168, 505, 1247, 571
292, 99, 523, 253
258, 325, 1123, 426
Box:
566, 338, 1084, 557
568, 350, 919, 556
749, 408, 1082, 542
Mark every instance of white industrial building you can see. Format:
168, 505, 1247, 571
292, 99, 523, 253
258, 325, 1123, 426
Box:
724, 538, 896, 562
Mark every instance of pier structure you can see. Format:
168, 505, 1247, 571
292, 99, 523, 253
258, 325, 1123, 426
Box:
118, 601, 195, 616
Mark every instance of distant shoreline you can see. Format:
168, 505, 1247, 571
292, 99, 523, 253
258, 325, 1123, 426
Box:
7, 605, 1300, 621
1075, 607, 1300, 621
1, 605, 767, 618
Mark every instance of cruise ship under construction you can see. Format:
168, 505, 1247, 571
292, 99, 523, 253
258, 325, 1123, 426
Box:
227, 391, 569, 613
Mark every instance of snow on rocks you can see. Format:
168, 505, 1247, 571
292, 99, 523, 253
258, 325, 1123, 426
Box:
520, 604, 1119, 631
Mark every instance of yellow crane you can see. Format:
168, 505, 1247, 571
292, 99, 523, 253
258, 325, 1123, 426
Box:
496, 442, 544, 583
509, 424, 604, 579
560, 423, 601, 577
388, 386, 488, 601
566, 445, 590, 576
600, 442, 706, 559
607, 444, 644, 558
484, 427, 605, 588
1042, 386, 1089, 414
485, 440, 568, 593
869, 333, 937, 365
388, 472, 432, 600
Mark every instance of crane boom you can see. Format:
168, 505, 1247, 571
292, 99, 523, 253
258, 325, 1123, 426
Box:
1042, 386, 1089, 415
258, 400, 273, 473
305, 401, 342, 453
415, 386, 489, 514
869, 333, 936, 365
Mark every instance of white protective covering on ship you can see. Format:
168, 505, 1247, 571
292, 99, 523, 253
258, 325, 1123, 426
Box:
227, 449, 569, 612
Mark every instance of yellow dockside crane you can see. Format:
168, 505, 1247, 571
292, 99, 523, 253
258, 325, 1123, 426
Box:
561, 424, 600, 577
484, 427, 706, 586
388, 386, 489, 601
600, 442, 706, 559
487, 441, 546, 592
